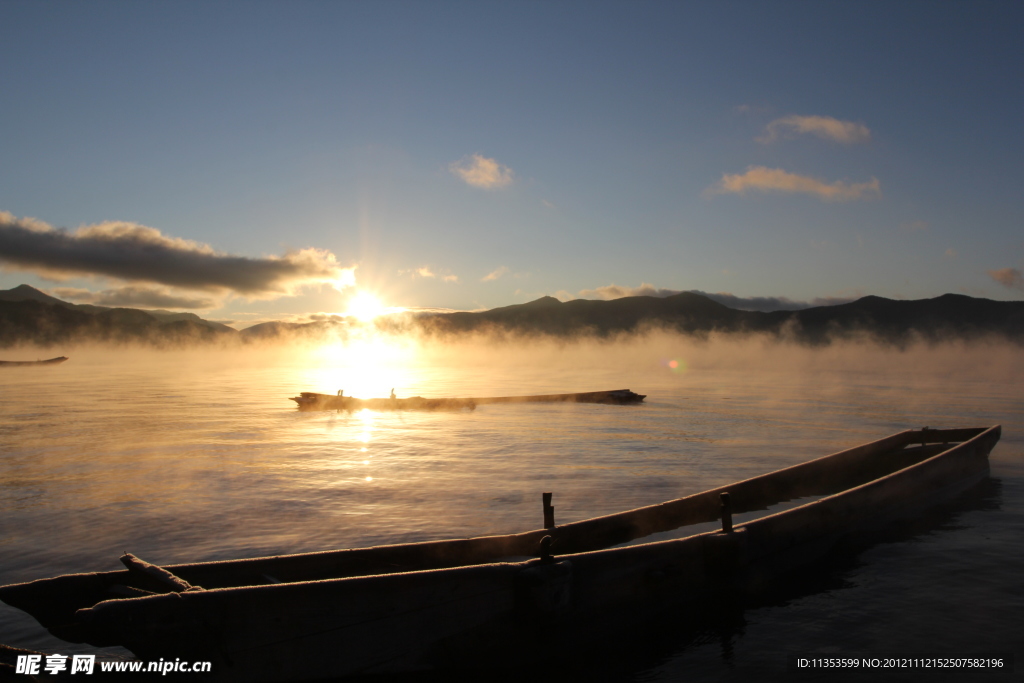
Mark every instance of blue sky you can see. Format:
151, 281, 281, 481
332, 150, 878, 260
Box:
1, 0, 1022, 325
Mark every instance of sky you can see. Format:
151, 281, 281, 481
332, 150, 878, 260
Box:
1, 0, 1022, 327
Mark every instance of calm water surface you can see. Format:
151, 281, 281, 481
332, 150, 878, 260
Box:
1, 339, 1022, 680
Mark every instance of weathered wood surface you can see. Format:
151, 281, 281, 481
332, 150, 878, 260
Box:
290, 389, 647, 411
119, 553, 202, 593
0, 426, 1000, 682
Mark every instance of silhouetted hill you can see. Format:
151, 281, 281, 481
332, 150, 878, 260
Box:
761, 294, 1024, 345
423, 293, 754, 336
0, 285, 234, 331
0, 286, 238, 347
239, 320, 342, 340
0, 284, 69, 306
133, 308, 235, 332
418, 292, 1024, 344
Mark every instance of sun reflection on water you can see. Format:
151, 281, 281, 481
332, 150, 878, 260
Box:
356, 407, 375, 444
299, 333, 422, 399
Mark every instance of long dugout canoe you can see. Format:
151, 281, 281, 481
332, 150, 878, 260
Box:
289, 388, 646, 411
0, 356, 68, 367
0, 426, 1000, 681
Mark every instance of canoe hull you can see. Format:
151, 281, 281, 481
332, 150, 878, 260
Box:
0, 426, 1001, 681
0, 356, 68, 367
290, 389, 647, 411
291, 394, 477, 411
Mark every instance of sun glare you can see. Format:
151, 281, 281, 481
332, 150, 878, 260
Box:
346, 291, 388, 322
332, 270, 356, 291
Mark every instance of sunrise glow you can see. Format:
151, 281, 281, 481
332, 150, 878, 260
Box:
345, 291, 388, 322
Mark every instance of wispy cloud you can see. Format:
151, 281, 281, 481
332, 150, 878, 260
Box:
481, 266, 510, 282
398, 266, 436, 278
307, 313, 345, 323
577, 282, 680, 300
735, 103, 773, 116
571, 282, 855, 311
0, 212, 355, 297
758, 115, 871, 144
709, 166, 881, 202
988, 267, 1024, 290
449, 154, 514, 189
398, 265, 458, 283
901, 220, 929, 233
51, 285, 216, 310
691, 290, 856, 311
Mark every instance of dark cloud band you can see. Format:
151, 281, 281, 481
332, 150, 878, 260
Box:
52, 286, 216, 310
0, 212, 351, 296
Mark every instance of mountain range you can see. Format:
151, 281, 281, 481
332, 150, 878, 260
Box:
1, 284, 1022, 348
414, 292, 1024, 345
0, 285, 235, 347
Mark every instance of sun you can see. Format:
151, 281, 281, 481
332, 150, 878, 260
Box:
345, 291, 388, 322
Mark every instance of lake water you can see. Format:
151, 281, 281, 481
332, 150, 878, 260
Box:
1, 334, 1022, 681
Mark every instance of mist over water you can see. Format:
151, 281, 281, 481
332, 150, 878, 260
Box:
1, 333, 1022, 679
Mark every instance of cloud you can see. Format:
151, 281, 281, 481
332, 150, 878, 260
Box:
735, 103, 773, 116
0, 212, 355, 297
307, 313, 345, 323
481, 266, 510, 282
398, 265, 458, 282
572, 282, 855, 311
944, 248, 957, 259
901, 220, 929, 233
402, 305, 463, 314
758, 115, 871, 144
577, 282, 681, 300
690, 290, 857, 312
449, 154, 514, 189
709, 166, 881, 202
988, 267, 1024, 290
399, 266, 436, 278
51, 285, 216, 309
48, 287, 96, 300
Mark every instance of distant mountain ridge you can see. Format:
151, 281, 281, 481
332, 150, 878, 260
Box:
0, 285, 238, 347
0, 284, 235, 331
1, 284, 1022, 348
0, 284, 70, 307
414, 291, 1024, 345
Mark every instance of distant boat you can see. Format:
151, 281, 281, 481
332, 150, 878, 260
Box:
289, 388, 647, 411
0, 426, 999, 682
0, 356, 68, 367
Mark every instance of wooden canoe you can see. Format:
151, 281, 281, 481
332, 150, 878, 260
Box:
0, 356, 68, 367
289, 388, 647, 411
0, 426, 1000, 681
